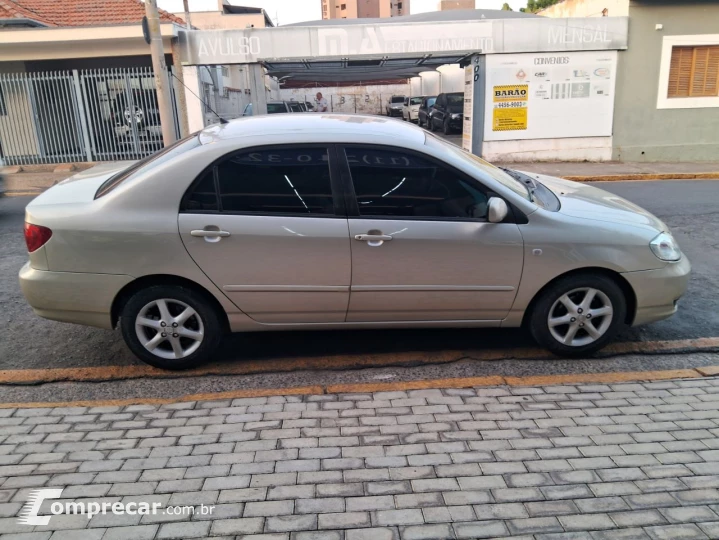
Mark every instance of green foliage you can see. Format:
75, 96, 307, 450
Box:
524, 0, 561, 13
501, 2, 513, 10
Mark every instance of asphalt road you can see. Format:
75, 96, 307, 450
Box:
1, 178, 718, 383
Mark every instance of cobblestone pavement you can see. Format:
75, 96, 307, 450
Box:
1, 378, 719, 539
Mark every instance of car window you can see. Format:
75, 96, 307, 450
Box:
447, 94, 464, 106
410, 97, 423, 105
182, 169, 218, 211
267, 103, 287, 114
391, 96, 404, 103
242, 103, 253, 116
427, 97, 437, 107
288, 102, 303, 112
214, 147, 335, 215
344, 147, 488, 220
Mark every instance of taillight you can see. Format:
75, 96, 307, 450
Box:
24, 223, 52, 253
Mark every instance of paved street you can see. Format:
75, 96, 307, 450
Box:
1, 378, 719, 539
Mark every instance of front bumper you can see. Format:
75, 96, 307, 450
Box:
388, 108, 403, 117
622, 255, 691, 326
449, 116, 463, 130
19, 262, 133, 329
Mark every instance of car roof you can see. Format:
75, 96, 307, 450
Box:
200, 114, 428, 146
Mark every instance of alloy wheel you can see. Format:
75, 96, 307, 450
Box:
135, 298, 204, 360
547, 287, 613, 347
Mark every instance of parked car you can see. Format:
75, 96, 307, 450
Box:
287, 101, 304, 113
110, 89, 162, 140
402, 96, 424, 123
19, 114, 690, 369
242, 102, 297, 116
305, 102, 315, 112
385, 95, 405, 117
429, 92, 464, 134
417, 96, 437, 128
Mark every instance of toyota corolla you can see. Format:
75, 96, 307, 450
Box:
19, 115, 690, 369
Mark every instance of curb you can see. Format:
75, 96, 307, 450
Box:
565, 172, 719, 182
1, 367, 716, 409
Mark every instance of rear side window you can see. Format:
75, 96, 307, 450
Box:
182, 147, 335, 216
95, 133, 200, 198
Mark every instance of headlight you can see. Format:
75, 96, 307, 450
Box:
451, 113, 462, 119
650, 232, 682, 261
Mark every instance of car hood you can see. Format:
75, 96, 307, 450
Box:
527, 173, 667, 233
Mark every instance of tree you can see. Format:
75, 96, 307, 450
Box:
501, 2, 513, 10
523, 0, 561, 13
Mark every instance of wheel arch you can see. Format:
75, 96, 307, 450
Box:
111, 274, 231, 332
521, 267, 637, 328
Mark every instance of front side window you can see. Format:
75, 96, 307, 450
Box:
209, 147, 334, 215
345, 147, 488, 220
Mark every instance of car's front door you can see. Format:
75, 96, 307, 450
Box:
340, 145, 524, 322
178, 145, 351, 324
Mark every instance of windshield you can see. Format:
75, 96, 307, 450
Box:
425, 133, 532, 202
95, 133, 201, 198
391, 96, 405, 103
447, 94, 463, 106
426, 97, 437, 107
410, 97, 423, 105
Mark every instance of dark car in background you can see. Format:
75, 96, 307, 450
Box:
417, 96, 437, 128
242, 102, 301, 116
429, 92, 464, 134
385, 95, 405, 117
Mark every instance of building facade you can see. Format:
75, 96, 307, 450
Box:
321, 0, 409, 20
540, 0, 719, 162
437, 0, 475, 10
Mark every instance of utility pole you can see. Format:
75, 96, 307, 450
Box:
144, 0, 177, 145
182, 0, 192, 29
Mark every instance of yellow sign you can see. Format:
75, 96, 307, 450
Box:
492, 84, 528, 131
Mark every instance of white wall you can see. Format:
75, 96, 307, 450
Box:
437, 64, 464, 92
279, 83, 411, 114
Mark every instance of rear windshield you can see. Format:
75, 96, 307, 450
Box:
267, 103, 287, 113
391, 96, 405, 103
410, 97, 423, 105
95, 133, 201, 199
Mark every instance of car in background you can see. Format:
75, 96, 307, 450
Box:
417, 96, 437, 128
429, 92, 464, 134
402, 96, 424, 123
19, 114, 690, 370
385, 95, 405, 117
287, 101, 304, 113
242, 102, 298, 116
110, 89, 162, 146
305, 102, 315, 112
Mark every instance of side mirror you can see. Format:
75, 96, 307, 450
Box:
487, 197, 509, 223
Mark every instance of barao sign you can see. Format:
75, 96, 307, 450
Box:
179, 17, 628, 66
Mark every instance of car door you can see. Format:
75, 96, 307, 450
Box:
178, 145, 351, 324
339, 145, 524, 322
433, 95, 446, 128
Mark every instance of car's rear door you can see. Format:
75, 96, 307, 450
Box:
339, 144, 524, 322
178, 144, 351, 324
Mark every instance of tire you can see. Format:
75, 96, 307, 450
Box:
428, 117, 436, 132
418, 117, 424, 128
443, 118, 451, 135
120, 285, 224, 370
528, 273, 627, 358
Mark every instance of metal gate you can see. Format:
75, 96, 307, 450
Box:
0, 67, 180, 166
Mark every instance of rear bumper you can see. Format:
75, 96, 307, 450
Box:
18, 262, 133, 329
622, 256, 691, 326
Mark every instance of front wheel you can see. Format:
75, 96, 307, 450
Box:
443, 118, 452, 135
428, 117, 436, 132
120, 285, 224, 370
529, 274, 627, 357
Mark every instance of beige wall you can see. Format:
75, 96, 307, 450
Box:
173, 11, 268, 29
322, 0, 407, 19
0, 67, 41, 159
538, 0, 628, 18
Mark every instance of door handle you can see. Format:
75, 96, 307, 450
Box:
355, 233, 393, 247
355, 234, 393, 242
191, 230, 231, 237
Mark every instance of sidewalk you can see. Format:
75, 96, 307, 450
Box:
3, 161, 719, 196
1, 377, 718, 539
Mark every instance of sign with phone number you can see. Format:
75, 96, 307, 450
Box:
492, 84, 528, 132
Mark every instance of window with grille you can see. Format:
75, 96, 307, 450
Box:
668, 45, 719, 98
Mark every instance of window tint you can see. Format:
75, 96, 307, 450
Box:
217, 148, 334, 215
345, 147, 488, 220
183, 169, 218, 212
267, 103, 287, 114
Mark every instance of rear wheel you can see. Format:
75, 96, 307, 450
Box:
443, 118, 452, 135
428, 116, 436, 132
529, 273, 626, 357
120, 285, 223, 370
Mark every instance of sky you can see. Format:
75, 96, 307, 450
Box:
157, 0, 527, 26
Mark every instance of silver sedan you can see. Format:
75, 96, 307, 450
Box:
19, 115, 690, 369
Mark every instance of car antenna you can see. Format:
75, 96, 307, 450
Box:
169, 71, 229, 124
